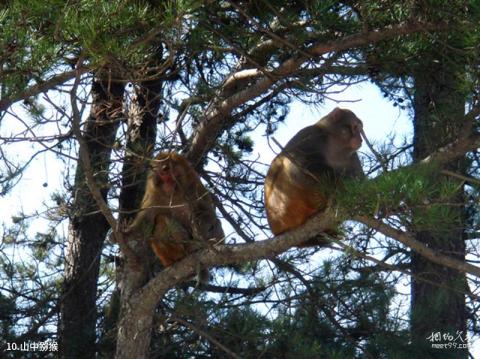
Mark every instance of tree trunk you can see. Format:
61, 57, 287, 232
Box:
59, 76, 125, 359
114, 268, 159, 359
411, 58, 468, 357
114, 80, 162, 358
118, 81, 161, 216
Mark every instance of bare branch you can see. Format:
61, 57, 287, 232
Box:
169, 313, 242, 359
0, 69, 88, 112
187, 20, 449, 165
121, 209, 337, 311
421, 106, 480, 165
354, 215, 480, 278
195, 282, 267, 295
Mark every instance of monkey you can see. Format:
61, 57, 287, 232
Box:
264, 107, 364, 246
127, 152, 224, 277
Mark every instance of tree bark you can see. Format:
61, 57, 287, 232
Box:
59, 76, 125, 359
411, 56, 468, 357
113, 80, 162, 358
118, 80, 162, 215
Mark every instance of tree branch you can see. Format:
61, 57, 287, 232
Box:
421, 106, 480, 165
126, 209, 337, 310
168, 313, 242, 359
353, 215, 480, 278
0, 69, 88, 113
186, 20, 449, 165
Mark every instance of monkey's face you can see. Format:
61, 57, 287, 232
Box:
152, 155, 187, 195
348, 118, 363, 151
335, 116, 363, 154
322, 108, 363, 154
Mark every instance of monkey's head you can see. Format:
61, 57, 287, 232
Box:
322, 108, 363, 154
150, 152, 193, 194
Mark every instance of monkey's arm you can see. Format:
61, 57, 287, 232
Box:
188, 182, 225, 243
124, 192, 161, 236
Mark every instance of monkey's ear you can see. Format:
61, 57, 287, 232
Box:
321, 107, 343, 125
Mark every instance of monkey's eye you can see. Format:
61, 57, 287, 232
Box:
352, 121, 363, 132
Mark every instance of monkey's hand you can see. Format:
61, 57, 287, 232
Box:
107, 219, 134, 244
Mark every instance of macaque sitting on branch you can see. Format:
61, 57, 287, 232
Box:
127, 152, 224, 278
264, 107, 364, 246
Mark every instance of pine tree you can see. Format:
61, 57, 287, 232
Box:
1, 1, 479, 358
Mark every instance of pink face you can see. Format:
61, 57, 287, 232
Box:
154, 160, 178, 194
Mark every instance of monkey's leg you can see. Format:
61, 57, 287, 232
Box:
150, 215, 189, 267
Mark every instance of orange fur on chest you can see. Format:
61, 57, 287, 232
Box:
149, 215, 190, 267
150, 239, 188, 267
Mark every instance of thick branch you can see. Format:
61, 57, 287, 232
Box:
420, 106, 480, 165
0, 69, 88, 113
115, 209, 337, 359
118, 209, 336, 318
118, 192, 480, 358
187, 20, 448, 164
157, 108, 480, 298
422, 134, 480, 166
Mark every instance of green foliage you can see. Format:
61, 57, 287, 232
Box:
144, 257, 404, 358
1, 0, 62, 97
32, 229, 57, 261
337, 163, 461, 232
261, 259, 404, 358
0, 0, 180, 99
59, 1, 155, 64
211, 307, 269, 357
358, 0, 479, 110
0, 292, 16, 342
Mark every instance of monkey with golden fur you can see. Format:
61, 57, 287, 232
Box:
264, 108, 364, 245
128, 152, 224, 272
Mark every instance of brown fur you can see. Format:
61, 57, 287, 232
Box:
264, 108, 364, 245
128, 152, 224, 271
